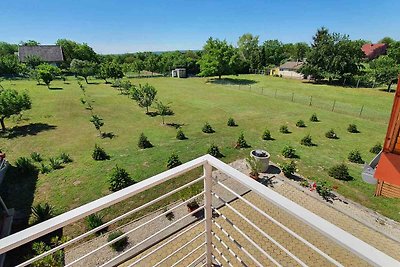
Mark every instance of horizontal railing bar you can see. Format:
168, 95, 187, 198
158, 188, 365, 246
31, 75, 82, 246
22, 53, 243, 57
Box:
187, 251, 207, 267
17, 176, 205, 267
204, 155, 400, 267
217, 181, 344, 267
0, 155, 208, 254
67, 193, 204, 266
211, 230, 249, 267
212, 243, 234, 267
129, 219, 205, 266
153, 230, 205, 267
213, 192, 307, 267
212, 207, 281, 267
170, 243, 206, 267
100, 205, 205, 267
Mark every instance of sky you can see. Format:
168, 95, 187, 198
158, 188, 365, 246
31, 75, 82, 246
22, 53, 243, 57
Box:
0, 0, 399, 54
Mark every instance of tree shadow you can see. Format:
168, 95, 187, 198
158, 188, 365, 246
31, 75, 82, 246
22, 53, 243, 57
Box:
1, 123, 57, 139
48, 87, 63, 90
101, 132, 116, 139
146, 111, 159, 117
208, 78, 258, 85
166, 123, 185, 129
286, 173, 305, 182
266, 165, 281, 175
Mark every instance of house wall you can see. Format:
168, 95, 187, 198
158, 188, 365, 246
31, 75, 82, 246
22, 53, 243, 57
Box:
279, 70, 303, 79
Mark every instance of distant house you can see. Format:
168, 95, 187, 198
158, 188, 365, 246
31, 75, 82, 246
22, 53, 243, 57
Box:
361, 43, 387, 60
171, 68, 186, 78
18, 45, 64, 66
278, 61, 304, 79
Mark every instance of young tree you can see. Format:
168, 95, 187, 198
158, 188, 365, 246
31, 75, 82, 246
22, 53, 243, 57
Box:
198, 37, 239, 79
154, 101, 173, 124
131, 83, 157, 113
90, 115, 104, 136
98, 62, 124, 83
369, 55, 400, 91
36, 64, 61, 88
0, 89, 31, 131
0, 55, 23, 75
70, 59, 96, 83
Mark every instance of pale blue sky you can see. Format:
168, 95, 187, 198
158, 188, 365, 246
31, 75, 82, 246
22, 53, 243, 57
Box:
0, 0, 399, 54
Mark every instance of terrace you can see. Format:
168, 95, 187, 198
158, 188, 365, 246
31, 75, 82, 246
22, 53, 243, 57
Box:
1, 155, 399, 266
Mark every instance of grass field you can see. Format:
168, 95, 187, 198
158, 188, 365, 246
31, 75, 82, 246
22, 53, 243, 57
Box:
1, 74, 399, 225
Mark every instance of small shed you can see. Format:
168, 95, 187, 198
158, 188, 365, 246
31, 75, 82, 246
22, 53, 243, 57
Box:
171, 68, 186, 78
278, 61, 304, 79
18, 45, 64, 66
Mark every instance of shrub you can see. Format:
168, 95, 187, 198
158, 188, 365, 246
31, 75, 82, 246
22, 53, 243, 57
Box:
202, 122, 215, 133
187, 200, 200, 212
39, 163, 51, 174
235, 133, 249, 148
300, 134, 313, 146
59, 152, 73, 163
15, 157, 37, 175
296, 120, 306, 128
49, 157, 63, 170
138, 133, 153, 149
281, 161, 296, 177
328, 163, 351, 181
31, 203, 55, 224
109, 165, 135, 192
310, 113, 319, 122
86, 214, 107, 235
30, 152, 43, 162
246, 156, 261, 178
316, 181, 332, 201
300, 180, 309, 187
31, 238, 65, 267
92, 144, 109, 160
325, 129, 338, 139
282, 145, 296, 158
262, 129, 273, 140
163, 208, 175, 221
207, 144, 223, 158
348, 150, 364, 164
279, 125, 290, 134
227, 117, 237, 127
347, 124, 359, 133
176, 128, 187, 140
370, 143, 382, 154
107, 231, 128, 252
167, 153, 182, 169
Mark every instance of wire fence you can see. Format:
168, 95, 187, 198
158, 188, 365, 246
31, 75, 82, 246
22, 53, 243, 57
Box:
225, 84, 390, 123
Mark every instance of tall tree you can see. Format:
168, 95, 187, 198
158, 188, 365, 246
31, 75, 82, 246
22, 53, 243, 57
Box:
0, 55, 22, 75
369, 55, 400, 91
387, 41, 400, 64
0, 89, 31, 131
20, 40, 40, 46
199, 37, 239, 79
131, 83, 157, 113
56, 39, 98, 67
379, 37, 395, 47
0, 42, 18, 57
70, 59, 96, 83
262, 40, 288, 66
98, 62, 123, 83
237, 33, 260, 69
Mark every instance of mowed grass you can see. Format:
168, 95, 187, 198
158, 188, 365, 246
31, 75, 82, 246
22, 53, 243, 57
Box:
1, 75, 399, 222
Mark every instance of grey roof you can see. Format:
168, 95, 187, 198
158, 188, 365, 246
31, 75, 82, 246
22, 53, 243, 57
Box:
18, 45, 64, 62
279, 61, 303, 70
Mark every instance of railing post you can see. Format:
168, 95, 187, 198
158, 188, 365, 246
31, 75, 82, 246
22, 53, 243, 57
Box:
203, 162, 213, 266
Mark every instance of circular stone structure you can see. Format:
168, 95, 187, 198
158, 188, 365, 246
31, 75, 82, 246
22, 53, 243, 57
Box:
250, 149, 270, 173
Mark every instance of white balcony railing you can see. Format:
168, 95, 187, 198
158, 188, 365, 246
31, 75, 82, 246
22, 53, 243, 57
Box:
0, 154, 399, 266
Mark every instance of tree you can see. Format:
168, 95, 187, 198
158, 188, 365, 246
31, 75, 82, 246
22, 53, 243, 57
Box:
0, 42, 18, 57
369, 55, 400, 91
56, 39, 98, 66
131, 83, 157, 113
90, 115, 104, 136
237, 33, 260, 69
25, 55, 44, 69
0, 55, 23, 75
98, 62, 123, 83
36, 64, 61, 88
108, 166, 134, 192
262, 40, 288, 66
145, 53, 160, 75
154, 100, 173, 124
199, 38, 239, 79
70, 59, 96, 83
20, 40, 40, 46
379, 37, 395, 47
0, 89, 31, 131
387, 41, 400, 64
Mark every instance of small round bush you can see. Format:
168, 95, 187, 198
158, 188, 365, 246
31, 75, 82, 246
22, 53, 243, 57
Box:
281, 161, 296, 177
108, 165, 135, 192
227, 117, 237, 127
262, 129, 273, 140
30, 152, 43, 162
39, 163, 51, 174
108, 231, 128, 251
348, 150, 364, 164
370, 143, 382, 154
176, 129, 187, 140
202, 122, 215, 133
235, 133, 249, 148
328, 163, 351, 181
92, 144, 109, 160
15, 157, 37, 175
282, 145, 296, 158
296, 120, 306, 128
347, 124, 359, 133
59, 152, 73, 164
325, 129, 338, 139
167, 153, 182, 169
280, 125, 290, 134
300, 134, 313, 146
49, 157, 63, 170
310, 113, 319, 122
138, 133, 153, 149
207, 144, 223, 158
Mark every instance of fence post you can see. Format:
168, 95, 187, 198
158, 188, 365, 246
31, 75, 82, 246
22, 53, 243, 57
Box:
332, 100, 336, 112
359, 105, 364, 117
261, 87, 264, 95
204, 162, 213, 266
309, 96, 312, 106
356, 79, 360, 88
291, 92, 294, 102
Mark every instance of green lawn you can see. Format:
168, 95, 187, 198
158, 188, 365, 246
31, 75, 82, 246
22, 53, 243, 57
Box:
1, 75, 399, 224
